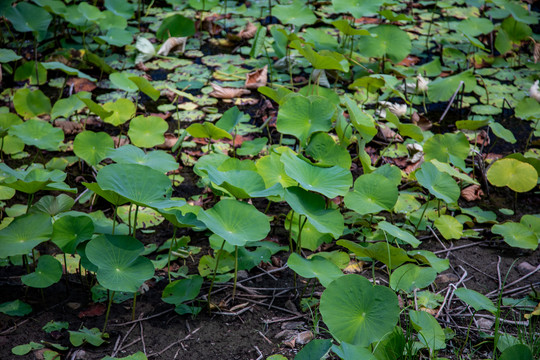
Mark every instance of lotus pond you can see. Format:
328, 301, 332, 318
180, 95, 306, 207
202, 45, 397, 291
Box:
0, 0, 539, 359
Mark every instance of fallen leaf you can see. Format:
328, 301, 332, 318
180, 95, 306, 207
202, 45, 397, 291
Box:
113, 136, 130, 147
377, 122, 403, 142
157, 133, 178, 149
461, 184, 484, 201
398, 55, 420, 67
78, 303, 106, 318
157, 37, 187, 56
475, 129, 490, 146
343, 259, 364, 274
238, 21, 257, 39
54, 120, 83, 135
533, 39, 540, 64
245, 65, 268, 89
412, 112, 432, 131
404, 160, 423, 174
209, 83, 250, 99
67, 77, 97, 93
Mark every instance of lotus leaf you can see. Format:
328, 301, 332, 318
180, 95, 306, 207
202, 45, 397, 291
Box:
337, 240, 413, 270
345, 173, 398, 215
409, 310, 446, 350
423, 132, 470, 170
52, 214, 94, 254
434, 215, 463, 240
128, 115, 168, 148
378, 221, 420, 248
13, 89, 52, 119
390, 264, 437, 292
415, 162, 460, 204
108, 145, 178, 173
102, 98, 135, 126
0, 213, 52, 257
487, 158, 538, 193
492, 222, 538, 250
273, 0, 316, 27
356, 25, 412, 63
320, 274, 399, 346
73, 131, 115, 166
454, 288, 496, 314
332, 0, 385, 17
21, 255, 62, 288
287, 253, 343, 287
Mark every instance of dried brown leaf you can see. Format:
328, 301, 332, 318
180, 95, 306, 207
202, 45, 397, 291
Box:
54, 120, 83, 135
411, 112, 432, 131
461, 184, 484, 201
113, 136, 130, 147
209, 82, 250, 99
67, 77, 97, 93
475, 129, 490, 146
157, 133, 178, 149
404, 158, 423, 174
238, 21, 257, 39
157, 37, 187, 56
245, 65, 268, 89
377, 122, 403, 142
531, 37, 540, 64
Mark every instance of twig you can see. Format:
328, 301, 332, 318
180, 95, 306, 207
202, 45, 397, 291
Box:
119, 337, 141, 351
212, 305, 254, 316
110, 308, 174, 326
263, 314, 305, 324
140, 319, 146, 355
147, 327, 201, 358
496, 256, 502, 292
255, 345, 264, 360
258, 330, 273, 345
439, 80, 464, 123
433, 241, 488, 254
238, 264, 289, 284
455, 313, 529, 327
111, 321, 138, 357
486, 265, 540, 298
257, 266, 278, 281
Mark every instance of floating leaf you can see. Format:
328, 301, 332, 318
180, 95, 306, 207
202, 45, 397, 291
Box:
0, 300, 32, 316
434, 215, 463, 240
356, 25, 412, 63
415, 162, 460, 204
156, 14, 195, 40
273, 0, 316, 27
492, 222, 538, 250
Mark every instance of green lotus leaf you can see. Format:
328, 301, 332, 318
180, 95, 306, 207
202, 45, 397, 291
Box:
276, 94, 335, 147
0, 48, 22, 63
69, 327, 105, 347
108, 145, 178, 173
128, 76, 160, 101
305, 132, 352, 169
499, 344, 534, 360
201, 163, 272, 199
32, 194, 74, 216
284, 187, 344, 239
21, 255, 62, 288
13, 88, 52, 119
273, 0, 316, 27
0, 164, 67, 194
104, 0, 136, 19
110, 72, 138, 92
337, 240, 413, 270
99, 28, 132, 47
332, 19, 371, 36
42, 61, 96, 81
0, 213, 52, 257
128, 115, 168, 148
285, 211, 332, 251
390, 264, 437, 292
4, 2, 52, 37
492, 222, 538, 250
281, 150, 352, 198
356, 25, 411, 63
434, 215, 463, 240
197, 199, 270, 247
0, 113, 23, 137
83, 182, 129, 206
52, 214, 94, 254
345, 173, 398, 215
343, 95, 377, 141
117, 205, 164, 229
73, 131, 115, 166
378, 221, 420, 248
287, 252, 343, 287
487, 158, 538, 193
162, 276, 203, 305
9, 119, 63, 151
102, 98, 136, 126
14, 61, 47, 85
423, 132, 470, 170
156, 14, 195, 40
86, 234, 154, 292
408, 250, 449, 273
454, 288, 496, 314
332, 0, 385, 17
97, 163, 172, 206
409, 310, 446, 350
0, 300, 32, 316
428, 69, 476, 102
290, 40, 349, 72
237, 137, 268, 156
51, 94, 87, 120
256, 152, 297, 189
320, 274, 400, 346
186, 122, 232, 141
415, 162, 460, 204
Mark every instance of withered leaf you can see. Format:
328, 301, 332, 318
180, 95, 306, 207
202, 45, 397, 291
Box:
238, 22, 257, 39
54, 120, 83, 135
411, 112, 432, 131
245, 65, 268, 89
67, 77, 97, 93
157, 37, 187, 56
461, 184, 484, 201
157, 133, 178, 149
377, 122, 403, 142
209, 82, 250, 99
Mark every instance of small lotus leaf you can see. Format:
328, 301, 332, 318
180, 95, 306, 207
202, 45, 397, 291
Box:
52, 214, 94, 254
390, 264, 437, 292
0, 300, 32, 316
287, 253, 343, 287
492, 222, 538, 250
13, 89, 52, 119
74, 131, 114, 166
320, 274, 400, 346
9, 119, 63, 151
32, 194, 74, 216
162, 276, 203, 305
454, 288, 496, 314
423, 132, 470, 170
21, 255, 62, 288
434, 215, 463, 240
108, 145, 178, 173
332, 0, 385, 17
156, 14, 195, 40
128, 115, 168, 148
416, 162, 460, 204
345, 173, 398, 215
102, 98, 136, 126
186, 122, 232, 141
487, 158, 538, 193
409, 310, 446, 350
273, 0, 316, 27
338, 240, 413, 270
378, 221, 420, 248
356, 25, 411, 63
197, 199, 270, 247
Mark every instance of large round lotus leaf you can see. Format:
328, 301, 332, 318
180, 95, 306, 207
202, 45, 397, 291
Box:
97, 164, 172, 206
0, 213, 52, 257
108, 145, 178, 173
423, 132, 470, 170
52, 215, 94, 254
21, 255, 62, 288
86, 234, 154, 293
73, 131, 114, 166
32, 194, 74, 216
273, 0, 316, 27
492, 222, 538, 250
332, 0, 385, 17
281, 150, 352, 198
9, 119, 63, 151
415, 162, 460, 204
102, 98, 135, 126
256, 153, 297, 189
276, 94, 335, 146
83, 182, 129, 206
320, 274, 399, 346
487, 158, 537, 193
344, 173, 398, 215
4, 2, 52, 34
287, 253, 343, 287
156, 14, 195, 40
197, 199, 270, 247
128, 115, 168, 148
434, 215, 463, 240
284, 187, 344, 239
356, 25, 411, 63
378, 221, 420, 248
13, 88, 51, 119
499, 344, 534, 360
390, 263, 437, 292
